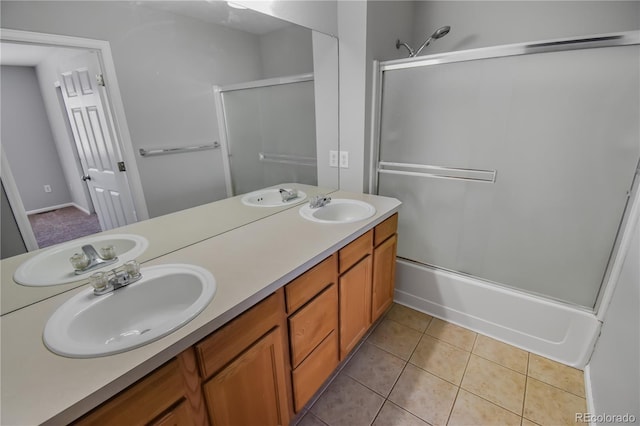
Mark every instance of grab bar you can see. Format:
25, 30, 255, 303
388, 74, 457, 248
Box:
139, 142, 220, 157
378, 161, 496, 183
258, 152, 316, 167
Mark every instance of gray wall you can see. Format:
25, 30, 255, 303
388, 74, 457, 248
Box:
1, 65, 72, 212
2, 1, 264, 218
2, 1, 324, 218
260, 25, 314, 78
412, 1, 640, 54
1, 182, 28, 259
587, 218, 639, 424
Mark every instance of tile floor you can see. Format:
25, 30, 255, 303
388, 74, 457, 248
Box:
298, 303, 587, 426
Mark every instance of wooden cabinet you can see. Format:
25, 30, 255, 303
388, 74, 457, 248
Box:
339, 214, 398, 359
372, 234, 397, 322
196, 290, 291, 426
202, 328, 289, 426
372, 214, 398, 323
285, 254, 339, 413
339, 252, 373, 359
74, 349, 206, 426
72, 213, 398, 425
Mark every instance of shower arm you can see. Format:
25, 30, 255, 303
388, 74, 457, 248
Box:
395, 39, 416, 57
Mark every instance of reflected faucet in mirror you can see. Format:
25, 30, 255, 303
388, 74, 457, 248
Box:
1, 0, 339, 255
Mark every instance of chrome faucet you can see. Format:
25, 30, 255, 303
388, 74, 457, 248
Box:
91, 261, 142, 296
279, 188, 299, 202
309, 195, 331, 209
72, 244, 118, 275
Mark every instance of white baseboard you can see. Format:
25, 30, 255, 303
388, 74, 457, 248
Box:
395, 260, 601, 368
71, 203, 91, 215
583, 365, 596, 426
26, 203, 73, 216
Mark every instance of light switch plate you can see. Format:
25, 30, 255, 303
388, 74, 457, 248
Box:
339, 151, 349, 168
329, 150, 339, 168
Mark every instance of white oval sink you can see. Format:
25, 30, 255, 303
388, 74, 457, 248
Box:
299, 199, 376, 224
44, 264, 216, 358
241, 188, 306, 207
14, 234, 149, 287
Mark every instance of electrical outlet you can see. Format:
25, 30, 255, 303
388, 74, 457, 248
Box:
44, 185, 52, 193
339, 151, 349, 168
329, 150, 339, 168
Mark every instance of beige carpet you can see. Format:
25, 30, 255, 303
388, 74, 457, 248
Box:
28, 206, 102, 248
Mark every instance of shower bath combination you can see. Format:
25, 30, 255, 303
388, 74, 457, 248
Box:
396, 25, 451, 57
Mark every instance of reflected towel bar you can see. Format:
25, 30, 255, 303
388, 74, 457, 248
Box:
378, 161, 496, 183
258, 152, 316, 167
139, 142, 220, 157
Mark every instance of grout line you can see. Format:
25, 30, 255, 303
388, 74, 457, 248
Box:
445, 335, 476, 425
521, 352, 530, 423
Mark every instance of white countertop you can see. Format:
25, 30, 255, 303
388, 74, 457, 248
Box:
1, 183, 332, 315
0, 190, 400, 425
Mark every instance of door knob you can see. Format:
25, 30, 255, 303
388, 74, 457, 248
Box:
81, 175, 92, 181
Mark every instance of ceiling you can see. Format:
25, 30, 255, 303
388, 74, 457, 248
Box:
141, 1, 293, 35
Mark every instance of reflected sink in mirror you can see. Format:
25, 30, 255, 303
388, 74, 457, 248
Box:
299, 199, 376, 224
241, 188, 307, 207
43, 264, 216, 358
14, 234, 148, 287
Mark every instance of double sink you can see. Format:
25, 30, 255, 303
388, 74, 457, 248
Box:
16, 188, 375, 358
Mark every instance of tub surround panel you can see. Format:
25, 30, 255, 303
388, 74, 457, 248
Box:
394, 260, 601, 368
0, 190, 400, 426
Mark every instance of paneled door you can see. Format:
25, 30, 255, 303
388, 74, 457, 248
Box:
59, 51, 137, 230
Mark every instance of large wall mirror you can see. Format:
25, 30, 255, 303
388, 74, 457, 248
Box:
0, 0, 339, 313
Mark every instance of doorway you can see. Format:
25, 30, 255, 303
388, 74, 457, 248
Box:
0, 30, 149, 256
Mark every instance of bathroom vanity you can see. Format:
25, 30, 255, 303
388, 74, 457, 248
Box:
0, 189, 400, 425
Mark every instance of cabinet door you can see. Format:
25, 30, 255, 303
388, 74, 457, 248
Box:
339, 255, 372, 359
74, 360, 184, 426
203, 328, 290, 426
372, 234, 397, 322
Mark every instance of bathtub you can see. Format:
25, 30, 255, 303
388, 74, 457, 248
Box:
394, 259, 601, 368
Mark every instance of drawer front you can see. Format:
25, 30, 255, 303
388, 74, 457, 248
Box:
150, 400, 192, 426
74, 360, 183, 426
292, 331, 339, 412
338, 231, 373, 274
374, 213, 398, 247
288, 283, 338, 368
285, 254, 337, 314
196, 290, 284, 380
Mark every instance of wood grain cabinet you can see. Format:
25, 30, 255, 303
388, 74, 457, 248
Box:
285, 254, 339, 413
74, 349, 207, 426
196, 290, 291, 426
71, 213, 398, 425
372, 214, 398, 323
339, 213, 398, 359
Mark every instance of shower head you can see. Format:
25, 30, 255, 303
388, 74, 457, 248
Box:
432, 25, 451, 40
397, 25, 450, 57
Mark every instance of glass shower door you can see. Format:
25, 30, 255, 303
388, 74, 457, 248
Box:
220, 78, 317, 195
376, 44, 640, 308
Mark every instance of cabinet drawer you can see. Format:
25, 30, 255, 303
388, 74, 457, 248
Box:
196, 290, 284, 380
292, 331, 339, 412
74, 360, 183, 426
285, 254, 337, 313
289, 283, 338, 368
339, 231, 372, 274
374, 213, 398, 247
150, 399, 192, 426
